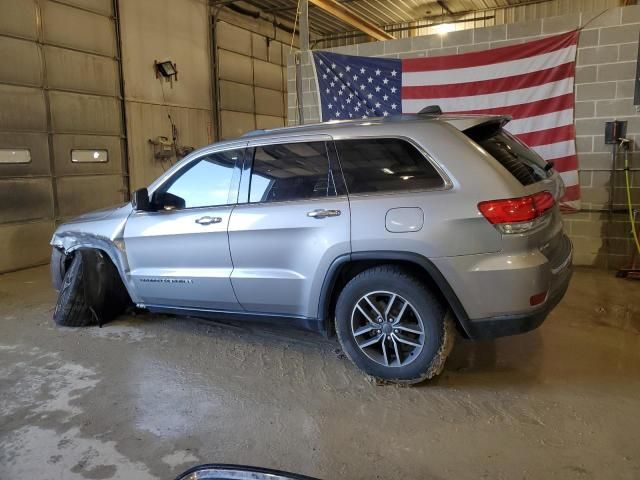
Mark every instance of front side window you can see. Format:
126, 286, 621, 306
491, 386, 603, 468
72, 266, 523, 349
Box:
155, 149, 241, 210
249, 142, 336, 203
335, 138, 444, 194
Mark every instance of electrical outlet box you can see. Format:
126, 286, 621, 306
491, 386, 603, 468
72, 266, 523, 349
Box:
604, 120, 627, 144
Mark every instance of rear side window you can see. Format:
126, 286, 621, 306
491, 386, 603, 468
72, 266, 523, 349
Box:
334, 138, 444, 195
467, 124, 549, 186
249, 142, 337, 203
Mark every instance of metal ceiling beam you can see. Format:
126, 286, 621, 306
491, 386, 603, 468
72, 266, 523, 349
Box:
307, 0, 394, 40
436, 0, 454, 15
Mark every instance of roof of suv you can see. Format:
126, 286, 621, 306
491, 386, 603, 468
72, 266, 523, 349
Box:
241, 113, 509, 141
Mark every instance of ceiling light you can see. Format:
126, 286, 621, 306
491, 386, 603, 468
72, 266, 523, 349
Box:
382, 168, 394, 175
434, 23, 455, 35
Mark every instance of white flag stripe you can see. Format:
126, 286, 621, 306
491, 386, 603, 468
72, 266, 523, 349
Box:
402, 78, 574, 113
559, 170, 579, 186
531, 140, 576, 160
403, 45, 576, 87
505, 109, 574, 135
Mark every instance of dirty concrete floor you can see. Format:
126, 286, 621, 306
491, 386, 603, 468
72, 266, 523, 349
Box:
0, 266, 639, 480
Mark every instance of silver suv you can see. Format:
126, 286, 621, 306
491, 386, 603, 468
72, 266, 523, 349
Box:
50, 113, 573, 384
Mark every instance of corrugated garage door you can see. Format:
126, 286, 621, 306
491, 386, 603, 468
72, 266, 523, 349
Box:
0, 0, 127, 273
215, 21, 288, 139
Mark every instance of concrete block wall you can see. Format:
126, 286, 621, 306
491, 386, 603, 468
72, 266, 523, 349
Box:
287, 6, 640, 269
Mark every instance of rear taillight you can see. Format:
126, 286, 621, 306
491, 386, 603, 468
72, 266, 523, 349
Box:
478, 191, 555, 234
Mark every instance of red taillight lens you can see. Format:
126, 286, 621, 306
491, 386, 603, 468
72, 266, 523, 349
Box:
478, 191, 555, 225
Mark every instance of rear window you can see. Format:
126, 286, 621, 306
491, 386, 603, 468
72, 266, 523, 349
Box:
335, 138, 444, 195
466, 122, 549, 186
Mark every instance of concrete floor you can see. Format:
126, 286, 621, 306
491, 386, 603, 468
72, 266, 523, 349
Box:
0, 267, 639, 480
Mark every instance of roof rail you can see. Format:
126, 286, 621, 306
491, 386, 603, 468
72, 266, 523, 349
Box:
241, 129, 266, 137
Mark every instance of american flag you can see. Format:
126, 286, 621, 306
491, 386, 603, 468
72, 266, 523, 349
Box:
313, 30, 580, 209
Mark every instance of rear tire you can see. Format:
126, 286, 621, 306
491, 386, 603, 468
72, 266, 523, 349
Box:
335, 265, 455, 384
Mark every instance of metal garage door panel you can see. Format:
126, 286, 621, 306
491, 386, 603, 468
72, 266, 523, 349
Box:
0, 132, 50, 176
218, 49, 252, 84
0, 178, 54, 223
252, 33, 268, 61
42, 1, 115, 57
53, 134, 122, 175
0, 85, 47, 132
0, 220, 55, 273
216, 22, 252, 56
268, 41, 284, 66
256, 115, 284, 130
255, 87, 284, 116
54, 0, 112, 16
0, 37, 42, 87
45, 46, 118, 96
49, 91, 121, 135
56, 175, 125, 218
0, 0, 37, 40
220, 111, 255, 140
253, 60, 283, 91
219, 81, 254, 113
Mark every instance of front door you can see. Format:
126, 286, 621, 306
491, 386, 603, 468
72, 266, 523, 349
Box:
228, 137, 350, 319
124, 147, 244, 310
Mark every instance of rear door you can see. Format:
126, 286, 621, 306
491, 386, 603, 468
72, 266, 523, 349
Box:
124, 146, 244, 310
228, 136, 350, 318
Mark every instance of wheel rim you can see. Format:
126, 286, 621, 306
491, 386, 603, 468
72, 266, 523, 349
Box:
350, 291, 425, 367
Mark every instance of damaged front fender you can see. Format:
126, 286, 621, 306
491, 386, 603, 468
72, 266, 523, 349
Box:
50, 203, 141, 303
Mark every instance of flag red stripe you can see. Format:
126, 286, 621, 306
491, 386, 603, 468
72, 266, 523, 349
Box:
546, 154, 578, 173
515, 125, 575, 147
447, 93, 574, 119
561, 184, 580, 202
402, 31, 578, 73
402, 62, 574, 99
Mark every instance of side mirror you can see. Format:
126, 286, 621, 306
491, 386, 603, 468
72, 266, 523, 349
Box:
157, 192, 186, 211
131, 188, 150, 211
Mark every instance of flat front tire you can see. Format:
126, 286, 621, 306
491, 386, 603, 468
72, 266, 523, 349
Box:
335, 265, 455, 384
52, 249, 130, 327
53, 252, 95, 327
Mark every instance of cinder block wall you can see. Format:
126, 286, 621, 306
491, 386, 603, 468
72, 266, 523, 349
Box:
287, 6, 640, 269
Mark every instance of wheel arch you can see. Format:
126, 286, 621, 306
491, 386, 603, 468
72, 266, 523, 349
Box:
318, 251, 472, 338
51, 233, 139, 303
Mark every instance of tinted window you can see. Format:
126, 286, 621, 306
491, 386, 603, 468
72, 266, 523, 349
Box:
157, 149, 240, 209
471, 128, 548, 186
335, 138, 444, 194
249, 142, 336, 203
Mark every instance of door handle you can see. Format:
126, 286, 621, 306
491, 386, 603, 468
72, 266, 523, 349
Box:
195, 216, 222, 225
307, 209, 341, 219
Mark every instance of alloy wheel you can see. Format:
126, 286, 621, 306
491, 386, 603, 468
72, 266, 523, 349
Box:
350, 291, 425, 367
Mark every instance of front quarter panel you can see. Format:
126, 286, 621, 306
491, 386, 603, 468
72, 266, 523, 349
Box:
50, 203, 140, 303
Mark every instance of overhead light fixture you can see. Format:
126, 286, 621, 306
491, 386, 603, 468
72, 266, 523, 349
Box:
382, 168, 395, 175
434, 23, 455, 35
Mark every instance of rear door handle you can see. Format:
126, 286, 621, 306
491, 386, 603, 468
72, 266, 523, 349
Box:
195, 216, 222, 225
307, 209, 341, 219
